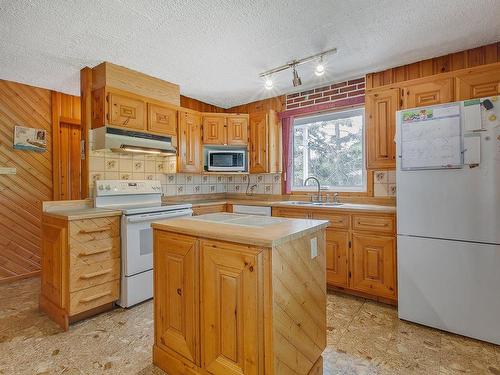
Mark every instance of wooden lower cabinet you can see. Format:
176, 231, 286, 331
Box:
202, 240, 261, 375
39, 214, 121, 330
351, 233, 396, 299
273, 206, 397, 304
325, 229, 349, 287
154, 232, 200, 365
153, 228, 327, 375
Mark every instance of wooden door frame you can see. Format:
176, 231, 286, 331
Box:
51, 91, 82, 200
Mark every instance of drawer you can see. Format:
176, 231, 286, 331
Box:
69, 280, 119, 315
70, 258, 120, 293
352, 215, 394, 234
69, 217, 120, 243
192, 204, 226, 216
272, 208, 309, 219
311, 212, 349, 230
70, 236, 120, 268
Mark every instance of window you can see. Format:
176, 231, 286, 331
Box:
292, 108, 365, 192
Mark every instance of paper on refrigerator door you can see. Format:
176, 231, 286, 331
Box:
463, 134, 481, 165
464, 99, 482, 131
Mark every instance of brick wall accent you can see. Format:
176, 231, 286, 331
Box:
285, 77, 365, 110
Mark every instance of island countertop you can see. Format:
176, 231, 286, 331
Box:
151, 212, 329, 247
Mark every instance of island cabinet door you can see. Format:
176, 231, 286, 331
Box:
350, 233, 396, 299
325, 229, 349, 287
154, 232, 200, 365
201, 240, 263, 375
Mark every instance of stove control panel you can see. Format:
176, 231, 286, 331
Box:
95, 180, 162, 196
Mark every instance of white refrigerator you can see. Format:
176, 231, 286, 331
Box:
396, 97, 500, 345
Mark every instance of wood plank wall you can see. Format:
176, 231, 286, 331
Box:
0, 79, 53, 282
226, 95, 285, 114
180, 95, 225, 113
366, 42, 500, 89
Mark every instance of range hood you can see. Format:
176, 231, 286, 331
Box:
91, 127, 176, 156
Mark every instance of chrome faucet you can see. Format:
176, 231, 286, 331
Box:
304, 176, 321, 202
333, 192, 339, 205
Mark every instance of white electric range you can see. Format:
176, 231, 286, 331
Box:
94, 180, 192, 307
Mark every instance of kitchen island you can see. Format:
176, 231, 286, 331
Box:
152, 213, 329, 375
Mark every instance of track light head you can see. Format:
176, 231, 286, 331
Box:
292, 66, 302, 87
264, 76, 273, 90
315, 57, 325, 76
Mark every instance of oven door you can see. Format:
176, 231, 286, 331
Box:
121, 209, 192, 276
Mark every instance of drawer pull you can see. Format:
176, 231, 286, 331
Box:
358, 221, 389, 227
79, 226, 111, 234
79, 291, 112, 303
78, 247, 113, 257
80, 268, 113, 279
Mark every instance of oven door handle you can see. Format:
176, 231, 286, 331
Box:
126, 210, 193, 223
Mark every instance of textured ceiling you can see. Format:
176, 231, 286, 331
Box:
0, 0, 499, 108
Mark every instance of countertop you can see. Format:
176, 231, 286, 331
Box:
164, 198, 396, 213
43, 207, 122, 221
152, 212, 329, 247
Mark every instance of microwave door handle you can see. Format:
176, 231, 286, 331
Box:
126, 210, 193, 223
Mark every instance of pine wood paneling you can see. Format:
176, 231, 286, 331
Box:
0, 79, 53, 282
366, 42, 500, 89
180, 96, 225, 113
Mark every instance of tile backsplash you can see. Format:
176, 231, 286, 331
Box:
88, 149, 282, 197
373, 170, 396, 197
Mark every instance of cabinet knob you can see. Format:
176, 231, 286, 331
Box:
176, 288, 182, 296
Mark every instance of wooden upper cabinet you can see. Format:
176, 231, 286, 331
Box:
227, 115, 248, 145
249, 112, 268, 173
201, 240, 261, 375
202, 115, 226, 145
325, 229, 349, 287
148, 103, 177, 136
154, 232, 200, 365
108, 92, 146, 131
351, 233, 396, 299
178, 111, 202, 173
455, 65, 500, 100
248, 110, 281, 174
365, 88, 399, 169
402, 78, 453, 108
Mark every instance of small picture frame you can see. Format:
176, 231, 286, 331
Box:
13, 125, 47, 152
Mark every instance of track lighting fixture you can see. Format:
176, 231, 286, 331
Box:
259, 48, 337, 89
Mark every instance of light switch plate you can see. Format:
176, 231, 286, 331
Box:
0, 167, 16, 175
310, 237, 318, 259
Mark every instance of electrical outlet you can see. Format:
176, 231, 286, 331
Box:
310, 237, 318, 259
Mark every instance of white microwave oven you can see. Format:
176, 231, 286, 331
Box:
207, 149, 246, 172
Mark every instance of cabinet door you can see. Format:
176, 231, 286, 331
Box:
249, 112, 268, 173
154, 232, 200, 365
148, 103, 177, 135
365, 88, 399, 169
201, 240, 261, 375
403, 78, 453, 108
325, 229, 349, 287
108, 92, 146, 131
41, 222, 65, 307
202, 115, 226, 145
178, 111, 202, 173
227, 115, 248, 145
455, 67, 500, 100
351, 234, 396, 299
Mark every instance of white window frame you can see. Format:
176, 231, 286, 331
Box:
291, 107, 366, 193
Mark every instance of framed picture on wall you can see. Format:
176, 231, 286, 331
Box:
13, 125, 47, 152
